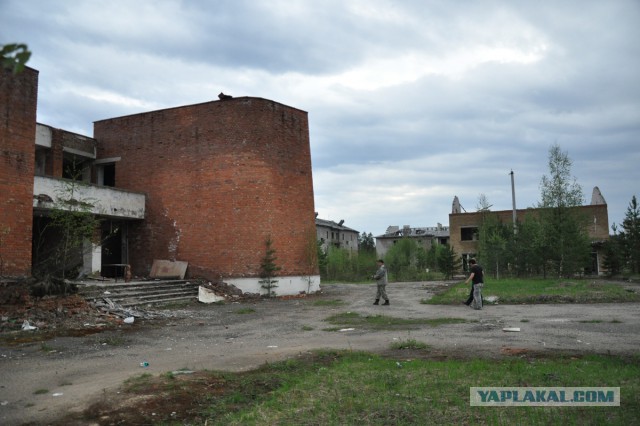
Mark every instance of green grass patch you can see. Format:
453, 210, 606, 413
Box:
40, 343, 56, 353
324, 312, 470, 331
78, 351, 640, 425
123, 373, 153, 392
301, 325, 314, 331
235, 308, 256, 315
33, 389, 48, 395
424, 278, 640, 305
390, 338, 429, 350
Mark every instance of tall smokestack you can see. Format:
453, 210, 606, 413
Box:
510, 170, 517, 234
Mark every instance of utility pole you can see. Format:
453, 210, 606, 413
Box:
510, 170, 517, 234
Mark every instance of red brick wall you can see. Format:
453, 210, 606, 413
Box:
0, 67, 38, 276
94, 97, 317, 279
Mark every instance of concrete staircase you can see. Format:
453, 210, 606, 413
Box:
79, 279, 200, 307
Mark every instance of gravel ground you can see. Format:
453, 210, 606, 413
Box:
1, 280, 639, 425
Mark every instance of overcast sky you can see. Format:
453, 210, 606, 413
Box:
2, 0, 639, 236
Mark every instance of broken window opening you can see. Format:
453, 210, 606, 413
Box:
460, 227, 479, 241
97, 163, 116, 187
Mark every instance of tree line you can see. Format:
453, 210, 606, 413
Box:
319, 144, 640, 282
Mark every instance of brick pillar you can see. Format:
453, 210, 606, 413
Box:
0, 67, 38, 277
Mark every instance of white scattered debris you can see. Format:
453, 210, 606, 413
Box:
485, 296, 499, 303
124, 317, 135, 324
21, 320, 37, 331
52, 393, 63, 397
267, 345, 278, 348
502, 327, 521, 332
198, 286, 226, 304
339, 328, 355, 332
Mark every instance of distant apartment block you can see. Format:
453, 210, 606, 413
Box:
315, 217, 359, 252
375, 224, 450, 257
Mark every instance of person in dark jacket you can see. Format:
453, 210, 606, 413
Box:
372, 259, 390, 305
463, 258, 483, 310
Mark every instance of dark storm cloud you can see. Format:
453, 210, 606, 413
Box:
2, 0, 639, 233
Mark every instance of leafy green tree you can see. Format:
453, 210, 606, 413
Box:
317, 240, 328, 277
1, 43, 31, 74
537, 144, 591, 277
302, 230, 319, 292
476, 193, 492, 211
477, 213, 509, 278
603, 224, 623, 276
539, 144, 584, 209
358, 232, 376, 252
33, 167, 103, 279
385, 238, 428, 281
510, 213, 545, 277
259, 235, 281, 297
619, 195, 640, 273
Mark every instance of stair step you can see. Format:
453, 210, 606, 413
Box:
80, 280, 202, 307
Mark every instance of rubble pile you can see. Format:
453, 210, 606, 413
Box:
1, 279, 137, 333
199, 280, 261, 300
89, 297, 175, 320
0, 291, 119, 333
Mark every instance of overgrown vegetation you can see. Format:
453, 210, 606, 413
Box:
320, 240, 458, 283
424, 278, 640, 305
1, 43, 31, 74
32, 165, 107, 280
68, 351, 640, 425
604, 195, 640, 277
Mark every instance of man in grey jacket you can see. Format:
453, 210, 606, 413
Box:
372, 259, 390, 305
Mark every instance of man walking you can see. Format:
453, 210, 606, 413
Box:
372, 259, 390, 305
463, 258, 483, 310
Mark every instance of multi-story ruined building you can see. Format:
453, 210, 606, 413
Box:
375, 224, 450, 257
315, 217, 360, 252
1, 67, 320, 295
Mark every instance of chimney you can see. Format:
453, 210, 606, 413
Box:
338, 220, 344, 226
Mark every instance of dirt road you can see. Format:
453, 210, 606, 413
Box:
1, 281, 639, 425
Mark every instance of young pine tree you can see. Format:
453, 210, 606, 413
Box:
259, 236, 281, 297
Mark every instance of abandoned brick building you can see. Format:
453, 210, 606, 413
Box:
1, 66, 320, 295
449, 189, 610, 274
